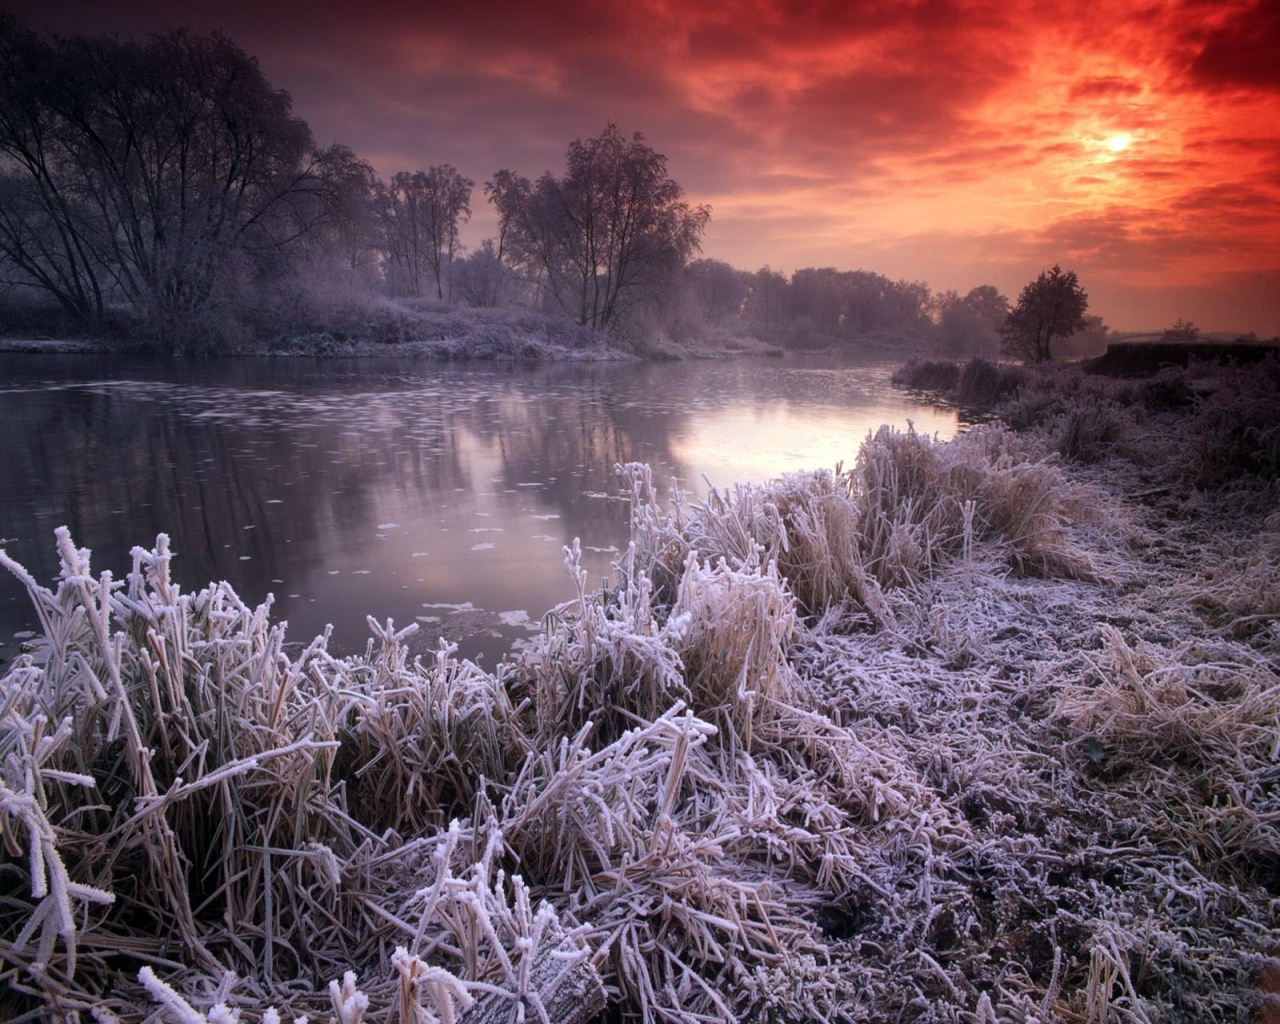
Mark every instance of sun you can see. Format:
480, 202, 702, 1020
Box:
1106, 133, 1132, 152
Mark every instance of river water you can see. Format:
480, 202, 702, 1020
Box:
0, 353, 956, 665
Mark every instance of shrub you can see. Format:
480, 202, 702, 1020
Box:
1053, 402, 1136, 464
891, 358, 960, 392
956, 357, 1026, 407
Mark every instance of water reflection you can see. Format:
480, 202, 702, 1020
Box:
0, 353, 956, 664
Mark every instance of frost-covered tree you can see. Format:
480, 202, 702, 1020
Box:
451, 238, 514, 307
382, 165, 473, 300
487, 125, 709, 332
0, 15, 343, 327
1001, 265, 1089, 362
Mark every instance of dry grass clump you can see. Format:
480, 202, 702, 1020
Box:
1135, 367, 1197, 413
0, 530, 546, 1020
993, 364, 1142, 448
516, 539, 691, 748
1051, 403, 1135, 464
663, 424, 1102, 623
684, 469, 883, 619
854, 424, 1103, 582
892, 358, 962, 392
1058, 626, 1280, 877
956, 357, 1027, 408
1154, 508, 1280, 655
333, 625, 529, 836
1178, 357, 1280, 487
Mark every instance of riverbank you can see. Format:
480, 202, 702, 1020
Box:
1, 358, 1277, 1021
0, 301, 786, 361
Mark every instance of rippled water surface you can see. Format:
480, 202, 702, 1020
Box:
0, 353, 956, 664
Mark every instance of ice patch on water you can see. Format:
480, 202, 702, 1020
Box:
411, 551, 429, 558
471, 542, 496, 551
530, 514, 561, 520
377, 522, 399, 530
422, 601, 475, 614
352, 570, 371, 575
498, 610, 539, 630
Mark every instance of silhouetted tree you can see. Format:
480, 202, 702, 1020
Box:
685, 258, 750, 322
0, 16, 340, 331
382, 165, 473, 300
934, 284, 1008, 355
487, 125, 709, 332
1162, 317, 1200, 342
1001, 265, 1088, 362
844, 270, 893, 333
744, 267, 788, 329
960, 285, 1009, 325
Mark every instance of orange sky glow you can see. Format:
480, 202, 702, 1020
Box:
11, 0, 1280, 334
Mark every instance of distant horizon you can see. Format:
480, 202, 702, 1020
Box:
5, 1, 1278, 336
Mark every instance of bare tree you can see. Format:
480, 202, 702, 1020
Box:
487, 125, 709, 332
0, 16, 338, 332
382, 165, 473, 300
303, 144, 383, 275
1001, 264, 1089, 362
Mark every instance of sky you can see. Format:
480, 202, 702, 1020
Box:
6, 0, 1279, 335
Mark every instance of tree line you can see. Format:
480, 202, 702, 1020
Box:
0, 18, 707, 348
0, 16, 1101, 359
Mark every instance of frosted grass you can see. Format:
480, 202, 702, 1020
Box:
1, 359, 1277, 1022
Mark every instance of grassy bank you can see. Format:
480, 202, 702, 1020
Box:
2, 358, 1278, 1022
0, 299, 782, 361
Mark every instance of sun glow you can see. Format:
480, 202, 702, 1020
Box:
1106, 133, 1132, 152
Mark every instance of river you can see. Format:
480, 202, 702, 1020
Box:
0, 352, 957, 665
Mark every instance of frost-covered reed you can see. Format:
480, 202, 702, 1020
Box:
2, 382, 1278, 1023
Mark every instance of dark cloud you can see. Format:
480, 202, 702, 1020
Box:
1069, 76, 1143, 101
1187, 0, 1280, 91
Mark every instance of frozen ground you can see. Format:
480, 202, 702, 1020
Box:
1, 357, 1277, 1022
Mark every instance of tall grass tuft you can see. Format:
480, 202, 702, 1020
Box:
956, 356, 1026, 407
891, 358, 961, 392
